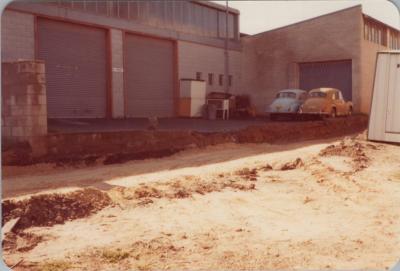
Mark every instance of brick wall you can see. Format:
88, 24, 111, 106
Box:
241, 6, 363, 114
178, 41, 242, 96
1, 10, 35, 62
2, 60, 47, 151
110, 29, 124, 118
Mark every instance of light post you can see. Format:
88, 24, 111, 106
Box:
225, 0, 230, 93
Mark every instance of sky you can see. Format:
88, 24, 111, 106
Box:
212, 0, 400, 35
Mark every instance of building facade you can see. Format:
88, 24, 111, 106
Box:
2, 2, 399, 120
241, 5, 399, 114
1, 0, 241, 119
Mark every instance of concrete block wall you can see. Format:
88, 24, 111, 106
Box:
178, 41, 242, 96
241, 6, 363, 114
2, 60, 48, 145
110, 29, 125, 118
1, 10, 35, 62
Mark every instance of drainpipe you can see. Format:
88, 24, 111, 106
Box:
225, 0, 230, 93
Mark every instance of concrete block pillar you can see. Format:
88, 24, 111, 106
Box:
2, 60, 48, 155
110, 29, 125, 118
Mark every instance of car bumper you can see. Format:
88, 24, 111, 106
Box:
299, 112, 329, 115
269, 112, 298, 115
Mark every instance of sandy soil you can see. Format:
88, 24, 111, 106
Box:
2, 133, 400, 270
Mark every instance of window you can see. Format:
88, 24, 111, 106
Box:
390, 31, 400, 49
309, 92, 326, 98
228, 75, 233, 87
208, 73, 214, 85
276, 92, 296, 99
364, 18, 388, 46
196, 72, 202, 81
219, 74, 224, 86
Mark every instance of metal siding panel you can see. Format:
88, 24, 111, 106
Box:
368, 53, 390, 140
299, 60, 353, 101
385, 54, 400, 133
125, 34, 174, 117
38, 18, 107, 118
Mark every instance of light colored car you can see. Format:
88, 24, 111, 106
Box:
300, 88, 353, 117
267, 89, 307, 120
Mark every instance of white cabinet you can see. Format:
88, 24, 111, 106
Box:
178, 79, 206, 117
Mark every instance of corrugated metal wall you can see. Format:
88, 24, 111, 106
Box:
125, 34, 174, 117
299, 60, 353, 101
38, 18, 107, 118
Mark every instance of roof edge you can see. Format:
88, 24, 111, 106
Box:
363, 14, 400, 32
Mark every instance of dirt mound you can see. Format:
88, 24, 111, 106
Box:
3, 115, 368, 167
319, 139, 370, 171
280, 158, 304, 170
2, 188, 112, 231
3, 232, 43, 252
109, 175, 256, 207
235, 168, 258, 181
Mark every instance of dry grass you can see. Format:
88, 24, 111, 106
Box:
40, 260, 72, 271
100, 248, 130, 263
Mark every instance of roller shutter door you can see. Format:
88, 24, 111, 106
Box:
37, 18, 107, 118
125, 34, 174, 117
299, 60, 352, 101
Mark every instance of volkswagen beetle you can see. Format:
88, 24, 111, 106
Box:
299, 88, 353, 118
267, 89, 307, 120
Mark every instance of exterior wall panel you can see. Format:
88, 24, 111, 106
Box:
360, 18, 391, 114
178, 41, 242, 95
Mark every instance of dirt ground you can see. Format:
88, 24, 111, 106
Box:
2, 131, 400, 270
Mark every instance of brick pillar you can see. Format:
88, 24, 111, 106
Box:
2, 60, 47, 154
110, 29, 125, 118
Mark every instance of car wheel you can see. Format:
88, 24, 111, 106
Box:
330, 108, 336, 118
348, 106, 353, 116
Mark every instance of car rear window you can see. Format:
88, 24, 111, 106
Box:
276, 92, 296, 98
309, 92, 327, 98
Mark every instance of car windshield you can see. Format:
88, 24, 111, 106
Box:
276, 92, 296, 99
309, 92, 327, 98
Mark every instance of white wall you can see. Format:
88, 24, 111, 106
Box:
177, 41, 242, 95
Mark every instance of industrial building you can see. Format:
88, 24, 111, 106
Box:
1, 1, 399, 121
2, 0, 242, 119
241, 5, 400, 114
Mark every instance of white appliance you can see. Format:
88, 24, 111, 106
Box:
179, 79, 206, 117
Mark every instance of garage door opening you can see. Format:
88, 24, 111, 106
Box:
124, 34, 174, 118
37, 18, 107, 119
299, 60, 352, 101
